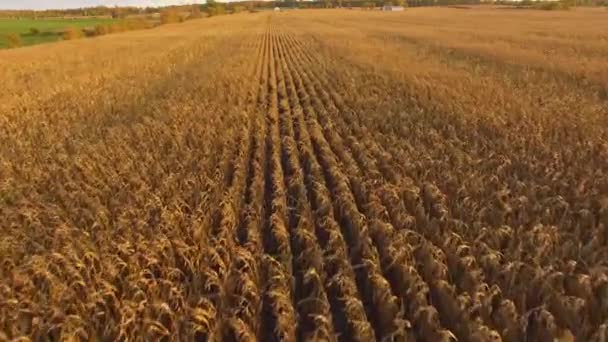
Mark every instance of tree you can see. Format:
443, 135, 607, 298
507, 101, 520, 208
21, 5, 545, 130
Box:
160, 9, 181, 24
232, 5, 247, 12
189, 5, 203, 19
62, 27, 84, 40
94, 24, 110, 36
560, 0, 576, 8
111, 6, 124, 19
4, 33, 22, 48
205, 0, 226, 16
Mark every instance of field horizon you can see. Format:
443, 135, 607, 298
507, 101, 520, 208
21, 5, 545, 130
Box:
1, 7, 608, 341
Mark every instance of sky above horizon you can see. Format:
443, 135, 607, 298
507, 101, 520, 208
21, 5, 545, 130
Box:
0, 0, 208, 10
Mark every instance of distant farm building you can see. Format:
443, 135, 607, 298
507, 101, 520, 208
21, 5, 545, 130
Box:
382, 5, 405, 11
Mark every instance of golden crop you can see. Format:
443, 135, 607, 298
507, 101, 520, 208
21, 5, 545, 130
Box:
1, 7, 607, 341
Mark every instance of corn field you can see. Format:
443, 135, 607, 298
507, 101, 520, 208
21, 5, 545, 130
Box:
1, 8, 607, 342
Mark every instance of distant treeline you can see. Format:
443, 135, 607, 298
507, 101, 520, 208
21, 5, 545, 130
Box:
0, 4, 240, 20
269, 0, 608, 7
495, 0, 607, 5
223, 0, 480, 8
0, 7, 153, 19
1, 0, 606, 19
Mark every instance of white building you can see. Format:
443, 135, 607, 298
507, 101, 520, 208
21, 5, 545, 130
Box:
382, 5, 405, 10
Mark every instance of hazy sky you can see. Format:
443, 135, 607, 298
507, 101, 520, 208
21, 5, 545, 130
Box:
0, 0, 207, 10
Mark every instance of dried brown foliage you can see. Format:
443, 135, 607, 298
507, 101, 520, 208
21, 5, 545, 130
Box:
1, 7, 607, 342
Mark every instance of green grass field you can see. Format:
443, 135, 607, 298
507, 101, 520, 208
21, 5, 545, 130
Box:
0, 18, 117, 48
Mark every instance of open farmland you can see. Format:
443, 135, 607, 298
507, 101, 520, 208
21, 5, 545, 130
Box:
1, 7, 608, 341
0, 18, 118, 48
